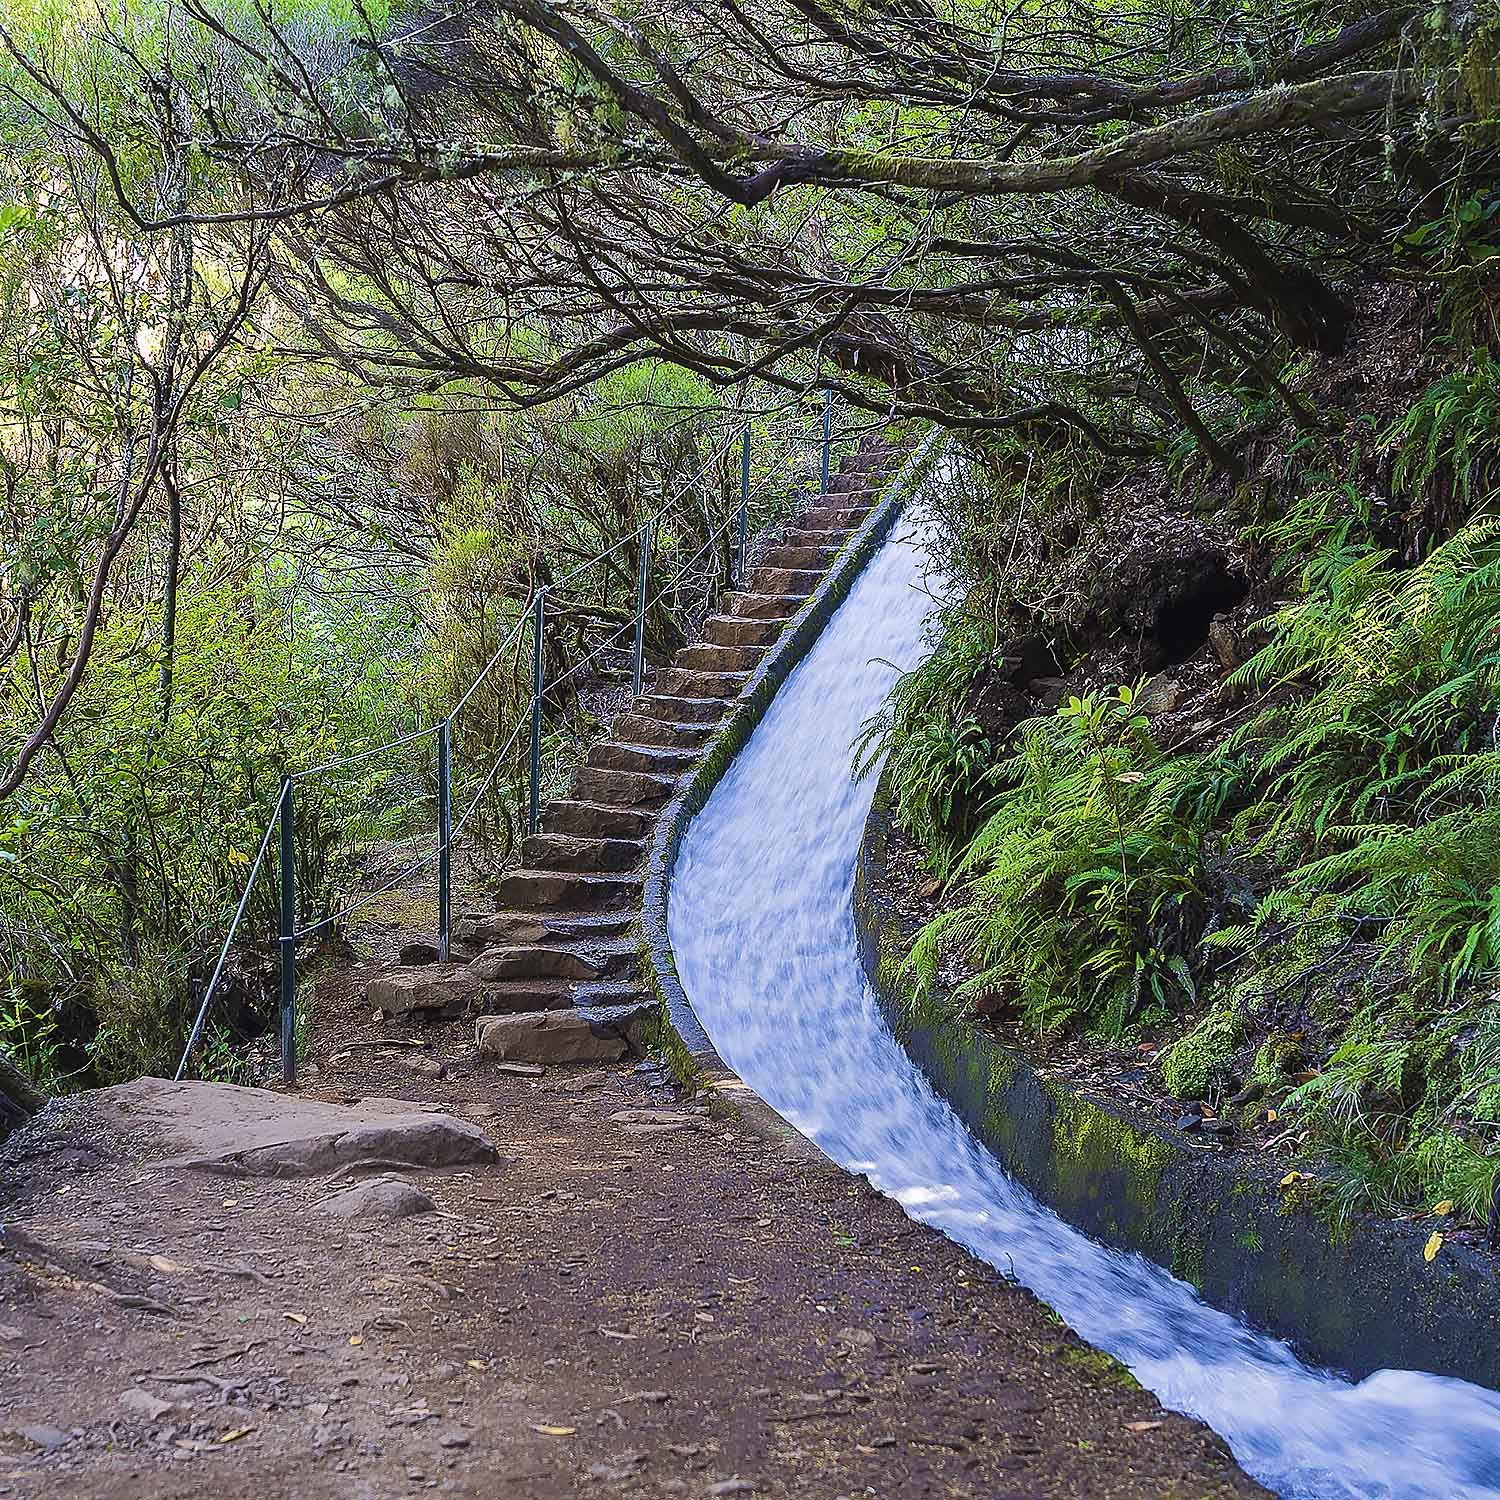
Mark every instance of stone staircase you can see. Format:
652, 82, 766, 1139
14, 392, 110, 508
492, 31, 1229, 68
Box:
365, 443, 899, 1064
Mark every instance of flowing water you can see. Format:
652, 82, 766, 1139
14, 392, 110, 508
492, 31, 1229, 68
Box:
668, 506, 1500, 1499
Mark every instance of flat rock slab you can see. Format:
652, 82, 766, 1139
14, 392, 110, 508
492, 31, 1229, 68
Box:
476, 1011, 627, 1064
89, 1078, 496, 1179
317, 1174, 436, 1220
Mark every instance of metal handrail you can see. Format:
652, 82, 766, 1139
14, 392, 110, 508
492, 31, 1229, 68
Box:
176, 393, 852, 1084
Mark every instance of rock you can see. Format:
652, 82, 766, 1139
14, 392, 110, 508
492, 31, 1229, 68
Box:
1137, 672, 1184, 716
475, 1011, 628, 1065
493, 1062, 546, 1078
1201, 1118, 1236, 1138
119, 1388, 178, 1422
1227, 1080, 1265, 1107
437, 1430, 471, 1449
836, 1327, 876, 1350
398, 939, 443, 967
318, 1175, 436, 1220
16, 1424, 69, 1450
1175, 1113, 1203, 1133
707, 1481, 756, 1497
90, 1079, 496, 1178
404, 1054, 447, 1079
0, 1323, 22, 1341
608, 1109, 702, 1133
368, 964, 478, 1018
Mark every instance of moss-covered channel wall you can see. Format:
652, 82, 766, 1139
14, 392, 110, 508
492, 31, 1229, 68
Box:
855, 768, 1500, 1390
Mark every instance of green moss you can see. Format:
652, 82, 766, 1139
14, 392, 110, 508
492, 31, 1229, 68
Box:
1251, 1032, 1302, 1090
1046, 1085, 1173, 1225
1159, 1007, 1240, 1098
1061, 1344, 1141, 1389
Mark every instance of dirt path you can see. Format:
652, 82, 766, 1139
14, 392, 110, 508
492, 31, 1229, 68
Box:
0, 1004, 1270, 1500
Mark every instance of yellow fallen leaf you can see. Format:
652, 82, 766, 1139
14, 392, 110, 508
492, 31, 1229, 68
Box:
1424, 1232, 1444, 1263
1125, 1420, 1164, 1433
348, 1334, 363, 1346
218, 1426, 253, 1444
1280, 1171, 1303, 1188
466, 1359, 488, 1371
221, 1199, 239, 1208
1266, 1109, 1278, 1124
1432, 1200, 1456, 1217
283, 1313, 307, 1326
530, 1425, 576, 1437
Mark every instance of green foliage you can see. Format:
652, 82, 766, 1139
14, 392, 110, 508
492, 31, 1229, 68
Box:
909, 685, 1217, 1037
1385, 356, 1500, 510
855, 613, 999, 874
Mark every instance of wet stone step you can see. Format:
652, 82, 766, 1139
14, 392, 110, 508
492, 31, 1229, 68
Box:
606, 713, 714, 750
672, 643, 763, 675
471, 978, 578, 1015
539, 800, 655, 840
636, 694, 729, 725
569, 766, 676, 807
586, 740, 697, 776
651, 669, 750, 700
469, 946, 603, 982
456, 908, 632, 949
721, 592, 805, 621
704, 615, 785, 650
749, 567, 822, 595
757, 543, 841, 571
490, 868, 642, 912
520, 832, 643, 874
799, 506, 868, 529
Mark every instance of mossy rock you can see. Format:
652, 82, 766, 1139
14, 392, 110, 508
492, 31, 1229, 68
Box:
1159, 1007, 1240, 1098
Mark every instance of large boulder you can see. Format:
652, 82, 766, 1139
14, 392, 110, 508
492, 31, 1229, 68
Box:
475, 1011, 627, 1064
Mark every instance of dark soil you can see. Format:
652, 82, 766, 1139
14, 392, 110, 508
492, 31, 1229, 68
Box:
0, 1017, 1269, 1500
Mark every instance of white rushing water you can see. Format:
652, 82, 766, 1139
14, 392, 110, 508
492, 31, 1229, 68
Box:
668, 506, 1500, 1499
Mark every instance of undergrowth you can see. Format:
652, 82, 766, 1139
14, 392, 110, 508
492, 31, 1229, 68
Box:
878, 354, 1500, 1225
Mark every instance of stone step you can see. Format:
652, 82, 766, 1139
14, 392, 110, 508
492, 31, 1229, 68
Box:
539, 800, 655, 840
637, 694, 729, 725
368, 963, 478, 1019
721, 592, 804, 621
476, 1010, 629, 1064
587, 740, 697, 776
672, 643, 762, 674
520, 832, 643, 874
457, 908, 632, 948
788, 527, 850, 544
470, 946, 603, 982
607, 714, 713, 750
490, 868, 642, 912
799, 506, 868, 529
757, 543, 840, 571
749, 567, 823, 596
472, 979, 579, 1015
651, 669, 751, 700
704, 615, 783, 650
572, 979, 652, 1010
560, 937, 640, 982
569, 766, 676, 807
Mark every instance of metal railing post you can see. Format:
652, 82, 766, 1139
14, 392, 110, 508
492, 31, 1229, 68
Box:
278, 779, 297, 1086
820, 388, 833, 494
437, 720, 452, 961
528, 589, 546, 837
633, 523, 653, 698
737, 423, 750, 586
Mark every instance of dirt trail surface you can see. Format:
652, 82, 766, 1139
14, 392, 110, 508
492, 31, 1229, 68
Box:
0, 1035, 1269, 1500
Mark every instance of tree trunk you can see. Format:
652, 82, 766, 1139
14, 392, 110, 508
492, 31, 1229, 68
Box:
0, 1052, 43, 1136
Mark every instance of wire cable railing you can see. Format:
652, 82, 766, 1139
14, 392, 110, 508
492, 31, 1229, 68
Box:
175, 390, 857, 1085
